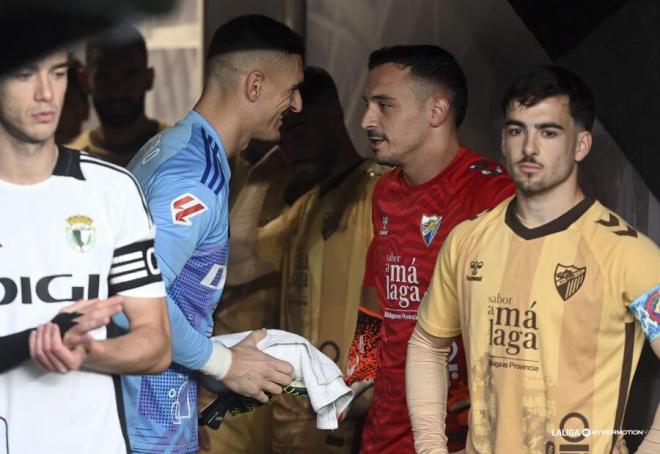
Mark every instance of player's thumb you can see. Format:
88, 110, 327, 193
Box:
244, 328, 267, 346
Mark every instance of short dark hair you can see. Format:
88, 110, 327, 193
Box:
501, 65, 595, 131
368, 45, 468, 127
207, 14, 304, 61
86, 25, 147, 66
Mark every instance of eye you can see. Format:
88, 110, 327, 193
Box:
506, 126, 522, 136
14, 70, 33, 81
541, 129, 558, 138
378, 103, 392, 112
53, 69, 67, 80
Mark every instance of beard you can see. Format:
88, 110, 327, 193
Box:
93, 96, 144, 128
511, 156, 575, 196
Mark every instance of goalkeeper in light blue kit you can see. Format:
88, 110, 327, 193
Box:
117, 15, 305, 453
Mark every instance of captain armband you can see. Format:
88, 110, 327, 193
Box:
629, 285, 660, 343
345, 307, 383, 386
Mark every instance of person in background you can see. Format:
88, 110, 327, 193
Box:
69, 25, 167, 166
55, 57, 89, 144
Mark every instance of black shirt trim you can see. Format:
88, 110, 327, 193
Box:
505, 196, 595, 240
53, 146, 85, 180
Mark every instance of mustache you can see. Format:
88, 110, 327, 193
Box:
367, 130, 388, 141
517, 155, 541, 166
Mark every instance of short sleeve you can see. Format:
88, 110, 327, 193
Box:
109, 173, 166, 298
418, 228, 462, 338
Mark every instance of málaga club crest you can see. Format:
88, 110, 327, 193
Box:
420, 214, 442, 247
66, 215, 96, 253
554, 264, 586, 301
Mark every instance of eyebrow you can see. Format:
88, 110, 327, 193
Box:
51, 62, 69, 71
504, 120, 564, 130
363, 94, 396, 103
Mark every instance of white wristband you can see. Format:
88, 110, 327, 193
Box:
200, 342, 233, 380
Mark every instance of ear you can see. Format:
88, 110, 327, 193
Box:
429, 98, 450, 128
574, 130, 592, 162
145, 67, 155, 91
245, 69, 265, 103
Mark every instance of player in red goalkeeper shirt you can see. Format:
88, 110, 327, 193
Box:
344, 45, 515, 453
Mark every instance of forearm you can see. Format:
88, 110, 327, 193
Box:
1, 312, 79, 373
85, 323, 170, 374
168, 297, 213, 369
85, 296, 171, 374
406, 324, 451, 454
0, 329, 31, 373
345, 306, 382, 387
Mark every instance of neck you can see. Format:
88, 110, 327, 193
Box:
91, 115, 156, 152
0, 133, 58, 184
194, 92, 248, 158
515, 178, 585, 228
401, 128, 460, 185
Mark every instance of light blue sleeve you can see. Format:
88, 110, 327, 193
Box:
629, 285, 660, 343
145, 176, 220, 369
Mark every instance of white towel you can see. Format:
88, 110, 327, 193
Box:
211, 329, 353, 430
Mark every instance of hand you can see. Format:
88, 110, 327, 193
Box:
222, 329, 294, 403
29, 323, 101, 373
60, 296, 124, 347
29, 296, 122, 373
612, 438, 628, 454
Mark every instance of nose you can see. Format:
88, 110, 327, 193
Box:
290, 88, 302, 113
361, 104, 376, 131
35, 71, 54, 102
522, 131, 538, 157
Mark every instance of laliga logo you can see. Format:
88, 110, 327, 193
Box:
548, 412, 591, 454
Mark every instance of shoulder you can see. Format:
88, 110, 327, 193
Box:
450, 197, 511, 245
361, 160, 390, 179
454, 148, 511, 187
581, 201, 658, 260
132, 119, 229, 195
449, 148, 515, 207
74, 149, 143, 191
